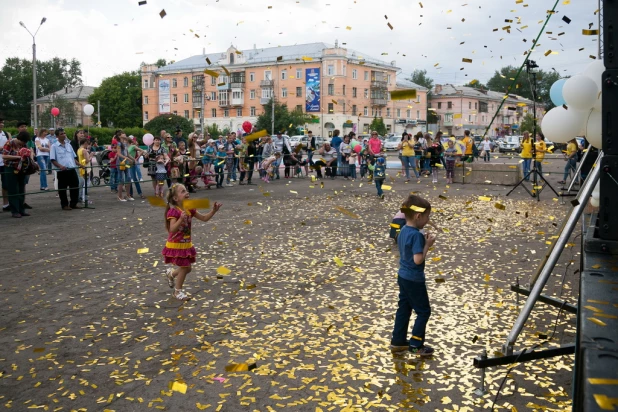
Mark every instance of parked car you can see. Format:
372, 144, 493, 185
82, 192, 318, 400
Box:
298, 135, 326, 149
288, 135, 303, 148
498, 135, 521, 153
384, 136, 401, 151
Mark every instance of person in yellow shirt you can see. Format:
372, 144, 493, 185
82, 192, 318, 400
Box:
77, 138, 91, 203
398, 132, 418, 181
534, 133, 547, 176
558, 138, 578, 184
462, 130, 474, 162
520, 132, 533, 181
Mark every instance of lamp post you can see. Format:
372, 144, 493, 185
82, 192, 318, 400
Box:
19, 17, 47, 130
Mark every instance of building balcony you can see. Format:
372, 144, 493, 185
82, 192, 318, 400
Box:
371, 98, 387, 107
230, 82, 245, 89
192, 101, 202, 109
443, 120, 453, 127
260, 80, 274, 88
260, 97, 272, 105
370, 80, 388, 89
230, 97, 244, 106
219, 101, 230, 107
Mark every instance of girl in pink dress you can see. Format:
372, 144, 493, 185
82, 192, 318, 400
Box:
162, 183, 222, 301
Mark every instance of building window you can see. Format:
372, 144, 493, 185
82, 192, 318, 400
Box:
387, 74, 391, 84
144, 111, 148, 120
295, 104, 302, 112
378, 109, 382, 117
250, 107, 256, 116
445, 113, 453, 123
250, 90, 256, 99
173, 110, 177, 116
386, 108, 391, 117
224, 109, 229, 117
417, 110, 420, 119
183, 77, 189, 87
230, 53, 235, 64
371, 108, 376, 117
363, 106, 368, 116
364, 71, 369, 81
282, 88, 288, 98
328, 103, 334, 114
352, 87, 357, 98
143, 79, 149, 88
296, 69, 302, 79
469, 102, 472, 109
184, 93, 189, 103
417, 95, 421, 103
475, 102, 478, 110
397, 109, 401, 117
406, 109, 411, 118
262, 88, 272, 99
173, 94, 178, 103
237, 108, 242, 117
342, 65, 346, 76
447, 101, 453, 109
281, 70, 287, 80
184, 110, 189, 118
296, 87, 302, 97
172, 78, 177, 88
343, 85, 346, 96
328, 84, 334, 95
144, 96, 149, 104
342, 102, 346, 113
327, 65, 334, 75
352, 69, 357, 79
437, 102, 442, 109
265, 70, 272, 80
211, 76, 216, 86
250, 72, 255, 82
210, 92, 217, 101
364, 89, 368, 98
211, 108, 217, 117
352, 105, 357, 115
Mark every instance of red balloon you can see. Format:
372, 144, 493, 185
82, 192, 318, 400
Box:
242, 121, 252, 134
51, 107, 60, 117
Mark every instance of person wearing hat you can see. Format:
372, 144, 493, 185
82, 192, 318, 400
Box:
50, 128, 81, 210
2, 131, 34, 217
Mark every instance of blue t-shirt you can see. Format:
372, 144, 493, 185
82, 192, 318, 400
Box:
398, 225, 426, 282
204, 146, 215, 162
331, 136, 342, 151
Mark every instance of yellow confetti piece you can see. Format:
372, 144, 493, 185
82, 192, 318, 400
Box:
301, 56, 313, 61
221, 65, 230, 76
245, 129, 268, 143
225, 363, 256, 372
591, 264, 602, 269
382, 185, 392, 191
544, 50, 552, 56
204, 69, 219, 78
583, 29, 600, 35
335, 206, 360, 219
217, 266, 231, 275
588, 317, 607, 326
33, 347, 45, 353
346, 26, 352, 30
170, 381, 187, 394
137, 248, 149, 254
196, 403, 211, 410
495, 203, 506, 210
593, 394, 618, 410
333, 257, 344, 267
153, 261, 158, 267
390, 89, 417, 100
183, 199, 210, 210
589, 378, 618, 385
244, 220, 252, 225
462, 58, 473, 63
479, 196, 492, 201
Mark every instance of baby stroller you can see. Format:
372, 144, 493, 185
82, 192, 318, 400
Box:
92, 149, 111, 186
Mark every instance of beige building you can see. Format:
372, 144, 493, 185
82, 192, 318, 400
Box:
34, 85, 96, 128
141, 42, 428, 136
429, 84, 543, 137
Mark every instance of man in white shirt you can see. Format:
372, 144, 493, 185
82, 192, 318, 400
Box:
272, 132, 291, 180
313, 142, 338, 179
0, 119, 10, 211
50, 128, 81, 210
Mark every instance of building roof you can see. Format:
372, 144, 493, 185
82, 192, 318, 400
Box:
37, 86, 96, 103
432, 83, 533, 104
156, 42, 398, 74
396, 79, 428, 91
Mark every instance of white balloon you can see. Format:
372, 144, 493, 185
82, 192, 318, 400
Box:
585, 109, 602, 149
594, 92, 602, 111
592, 181, 600, 200
583, 60, 605, 90
590, 197, 600, 207
563, 75, 599, 111
541, 106, 587, 143
83, 104, 95, 116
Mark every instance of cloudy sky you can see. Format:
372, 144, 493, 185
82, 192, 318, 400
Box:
2, 0, 599, 87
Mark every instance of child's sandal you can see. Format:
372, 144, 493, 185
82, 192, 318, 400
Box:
174, 289, 191, 301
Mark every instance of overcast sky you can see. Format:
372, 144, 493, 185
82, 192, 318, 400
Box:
2, 0, 599, 88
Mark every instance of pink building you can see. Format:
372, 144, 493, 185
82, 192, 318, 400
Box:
141, 42, 428, 137
429, 84, 543, 137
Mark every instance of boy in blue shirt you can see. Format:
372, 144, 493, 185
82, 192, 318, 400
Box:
368, 156, 387, 199
390, 194, 436, 356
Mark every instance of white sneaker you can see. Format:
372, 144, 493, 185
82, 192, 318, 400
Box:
118, 197, 127, 202
225, 183, 233, 187
126, 196, 135, 201
140, 178, 144, 182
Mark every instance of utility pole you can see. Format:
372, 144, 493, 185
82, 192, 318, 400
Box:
201, 75, 205, 133
271, 84, 275, 134
97, 100, 101, 128
20, 18, 46, 129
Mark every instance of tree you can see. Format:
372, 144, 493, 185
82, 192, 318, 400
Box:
519, 113, 540, 134
206, 123, 224, 139
255, 99, 311, 134
369, 117, 387, 136
38, 96, 76, 128
155, 59, 167, 68
463, 80, 487, 89
0, 56, 83, 123
408, 69, 435, 95
144, 114, 194, 137
88, 71, 142, 128
427, 109, 439, 125
486, 65, 562, 109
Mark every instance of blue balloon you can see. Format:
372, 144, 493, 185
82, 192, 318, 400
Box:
550, 78, 567, 106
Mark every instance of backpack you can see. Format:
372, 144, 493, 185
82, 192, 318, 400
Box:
374, 164, 386, 180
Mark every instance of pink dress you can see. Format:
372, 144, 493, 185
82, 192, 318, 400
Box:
162, 207, 197, 267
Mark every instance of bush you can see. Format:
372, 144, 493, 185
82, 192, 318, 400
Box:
4, 126, 147, 146
144, 114, 194, 139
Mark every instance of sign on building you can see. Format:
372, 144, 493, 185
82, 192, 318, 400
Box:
159, 79, 171, 114
305, 68, 320, 113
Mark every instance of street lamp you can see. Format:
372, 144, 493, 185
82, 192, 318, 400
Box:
20, 17, 47, 130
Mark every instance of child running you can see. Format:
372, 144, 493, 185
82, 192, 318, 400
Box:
368, 156, 387, 199
390, 194, 436, 356
162, 183, 222, 301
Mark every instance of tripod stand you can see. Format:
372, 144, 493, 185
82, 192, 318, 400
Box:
506, 60, 559, 201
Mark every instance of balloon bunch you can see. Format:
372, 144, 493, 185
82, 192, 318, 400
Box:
542, 61, 605, 148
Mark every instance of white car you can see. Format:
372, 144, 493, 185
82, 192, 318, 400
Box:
384, 136, 401, 151
288, 135, 303, 148
498, 136, 521, 153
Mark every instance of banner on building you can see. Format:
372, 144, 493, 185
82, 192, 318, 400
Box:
305, 68, 320, 113
158, 79, 171, 114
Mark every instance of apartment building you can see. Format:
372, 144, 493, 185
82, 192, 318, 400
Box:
141, 42, 428, 136
429, 84, 543, 137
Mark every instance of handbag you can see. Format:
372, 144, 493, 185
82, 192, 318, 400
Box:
18, 156, 39, 175
480, 150, 487, 158
170, 166, 181, 179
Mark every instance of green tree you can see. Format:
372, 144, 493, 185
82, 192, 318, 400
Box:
38, 96, 76, 128
519, 113, 540, 134
369, 117, 387, 136
486, 65, 562, 109
143, 114, 194, 137
155, 58, 167, 68
408, 69, 434, 96
206, 123, 223, 139
427, 109, 439, 125
255, 99, 311, 134
463, 80, 487, 89
88, 71, 142, 128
